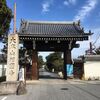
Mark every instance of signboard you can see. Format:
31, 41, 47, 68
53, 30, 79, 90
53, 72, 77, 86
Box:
6, 34, 19, 81
66, 64, 73, 77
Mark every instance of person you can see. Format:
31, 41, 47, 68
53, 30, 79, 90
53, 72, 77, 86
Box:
18, 66, 24, 81
58, 71, 63, 78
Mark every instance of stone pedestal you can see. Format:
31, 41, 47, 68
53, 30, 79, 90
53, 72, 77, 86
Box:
0, 81, 19, 95
0, 81, 26, 95
2, 34, 22, 95
16, 81, 26, 95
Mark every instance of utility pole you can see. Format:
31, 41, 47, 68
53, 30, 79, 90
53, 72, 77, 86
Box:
89, 31, 92, 55
90, 42, 92, 55
13, 3, 16, 34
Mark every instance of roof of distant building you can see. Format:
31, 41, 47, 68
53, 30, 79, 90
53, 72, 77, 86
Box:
84, 55, 100, 61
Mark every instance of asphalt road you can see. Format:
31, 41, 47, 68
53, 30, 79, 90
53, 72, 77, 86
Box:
0, 70, 100, 100
39, 68, 60, 79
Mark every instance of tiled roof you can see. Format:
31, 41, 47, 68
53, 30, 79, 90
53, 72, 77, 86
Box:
18, 20, 92, 41
73, 58, 84, 63
85, 55, 100, 61
19, 20, 90, 38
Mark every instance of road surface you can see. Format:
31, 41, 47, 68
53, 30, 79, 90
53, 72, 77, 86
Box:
0, 70, 100, 100
39, 68, 61, 79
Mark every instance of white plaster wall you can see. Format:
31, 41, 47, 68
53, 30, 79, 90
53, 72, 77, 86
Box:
84, 61, 100, 80
4, 65, 7, 76
0, 65, 2, 76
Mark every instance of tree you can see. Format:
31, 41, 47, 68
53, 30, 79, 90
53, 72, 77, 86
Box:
1, 44, 7, 62
95, 46, 100, 55
0, 0, 13, 37
38, 55, 44, 68
46, 52, 63, 72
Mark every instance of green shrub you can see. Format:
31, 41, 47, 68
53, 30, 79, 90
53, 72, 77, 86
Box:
0, 76, 6, 82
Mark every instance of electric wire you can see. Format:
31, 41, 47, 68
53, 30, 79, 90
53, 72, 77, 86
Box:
93, 34, 100, 46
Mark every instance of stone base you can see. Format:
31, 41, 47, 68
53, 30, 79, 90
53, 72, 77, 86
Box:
16, 81, 27, 95
0, 81, 26, 95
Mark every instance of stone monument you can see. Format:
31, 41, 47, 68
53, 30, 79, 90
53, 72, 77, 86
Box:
0, 3, 26, 95
6, 34, 19, 81
0, 34, 20, 95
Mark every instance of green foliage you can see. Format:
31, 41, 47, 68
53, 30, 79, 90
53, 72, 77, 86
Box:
0, 0, 13, 36
38, 55, 44, 68
0, 76, 6, 82
19, 47, 26, 65
46, 52, 64, 72
95, 46, 100, 55
1, 41, 7, 63
46, 52, 62, 62
19, 47, 33, 66
19, 48, 45, 68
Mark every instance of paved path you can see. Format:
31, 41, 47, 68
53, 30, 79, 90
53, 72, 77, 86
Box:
0, 79, 100, 100
39, 68, 60, 79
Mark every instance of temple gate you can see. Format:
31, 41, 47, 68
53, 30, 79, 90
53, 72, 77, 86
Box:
18, 20, 91, 80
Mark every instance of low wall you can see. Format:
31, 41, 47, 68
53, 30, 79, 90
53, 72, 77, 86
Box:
84, 61, 100, 80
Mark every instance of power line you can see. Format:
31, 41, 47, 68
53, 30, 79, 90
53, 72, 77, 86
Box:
93, 34, 100, 46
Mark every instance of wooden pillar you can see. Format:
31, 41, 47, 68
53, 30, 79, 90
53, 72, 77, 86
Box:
64, 49, 72, 79
32, 50, 39, 80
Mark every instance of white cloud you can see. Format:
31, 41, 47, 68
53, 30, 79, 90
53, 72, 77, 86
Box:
64, 0, 77, 6
64, 1, 69, 6
42, 2, 50, 12
69, 0, 76, 5
92, 27, 100, 34
42, 0, 53, 13
74, 0, 97, 21
91, 28, 100, 46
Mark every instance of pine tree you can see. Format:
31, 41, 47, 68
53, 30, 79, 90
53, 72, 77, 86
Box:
46, 52, 63, 72
0, 0, 13, 37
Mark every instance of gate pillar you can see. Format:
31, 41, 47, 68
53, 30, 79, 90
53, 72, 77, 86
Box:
64, 49, 72, 79
32, 51, 39, 80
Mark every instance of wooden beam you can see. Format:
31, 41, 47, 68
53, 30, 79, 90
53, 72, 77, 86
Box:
13, 3, 16, 34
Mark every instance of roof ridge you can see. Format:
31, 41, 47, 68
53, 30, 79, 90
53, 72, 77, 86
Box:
23, 20, 79, 25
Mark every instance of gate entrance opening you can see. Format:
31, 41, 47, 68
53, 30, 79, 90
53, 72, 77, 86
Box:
38, 52, 64, 79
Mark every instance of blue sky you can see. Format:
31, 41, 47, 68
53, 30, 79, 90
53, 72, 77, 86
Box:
3, 0, 100, 60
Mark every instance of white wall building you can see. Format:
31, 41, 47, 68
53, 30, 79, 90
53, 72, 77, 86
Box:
84, 55, 100, 80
